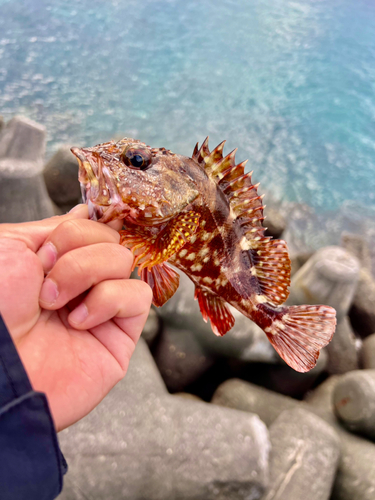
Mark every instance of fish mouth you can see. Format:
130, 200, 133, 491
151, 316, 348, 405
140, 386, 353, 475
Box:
71, 146, 171, 226
71, 146, 123, 222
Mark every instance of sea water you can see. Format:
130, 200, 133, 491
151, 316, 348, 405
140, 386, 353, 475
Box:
0, 0, 375, 248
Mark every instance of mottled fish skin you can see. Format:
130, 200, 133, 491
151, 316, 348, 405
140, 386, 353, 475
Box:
71, 137, 337, 373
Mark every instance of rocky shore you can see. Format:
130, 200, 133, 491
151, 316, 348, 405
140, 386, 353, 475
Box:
1, 115, 375, 500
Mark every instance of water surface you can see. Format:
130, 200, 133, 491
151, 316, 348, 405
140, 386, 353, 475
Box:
0, 0, 374, 224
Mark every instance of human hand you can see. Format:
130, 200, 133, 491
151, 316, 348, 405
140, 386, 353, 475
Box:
0, 205, 152, 431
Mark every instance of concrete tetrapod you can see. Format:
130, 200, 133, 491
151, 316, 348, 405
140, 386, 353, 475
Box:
333, 369, 375, 440
213, 377, 375, 500
341, 233, 375, 337
361, 333, 375, 369
305, 377, 375, 500
262, 408, 340, 500
58, 339, 270, 500
43, 145, 82, 213
287, 246, 360, 322
0, 116, 54, 222
325, 316, 359, 375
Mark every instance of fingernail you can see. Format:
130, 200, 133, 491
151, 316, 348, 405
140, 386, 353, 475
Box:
39, 278, 59, 305
36, 242, 57, 273
69, 303, 88, 325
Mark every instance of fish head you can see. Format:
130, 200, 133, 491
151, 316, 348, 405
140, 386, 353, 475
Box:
71, 138, 199, 225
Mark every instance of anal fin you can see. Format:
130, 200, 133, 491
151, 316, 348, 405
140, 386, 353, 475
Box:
141, 263, 180, 307
195, 287, 235, 336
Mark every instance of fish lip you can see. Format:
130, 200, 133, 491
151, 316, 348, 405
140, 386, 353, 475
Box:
70, 146, 88, 164
71, 145, 124, 222
80, 183, 87, 203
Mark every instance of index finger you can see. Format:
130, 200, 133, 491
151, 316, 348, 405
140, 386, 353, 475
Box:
0, 204, 90, 252
36, 218, 122, 274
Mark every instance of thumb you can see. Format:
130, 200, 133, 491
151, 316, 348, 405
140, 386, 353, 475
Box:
0, 204, 89, 253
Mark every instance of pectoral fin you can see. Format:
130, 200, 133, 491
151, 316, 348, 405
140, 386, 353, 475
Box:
120, 210, 200, 272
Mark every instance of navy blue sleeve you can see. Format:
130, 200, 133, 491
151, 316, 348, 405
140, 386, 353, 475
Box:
0, 314, 67, 500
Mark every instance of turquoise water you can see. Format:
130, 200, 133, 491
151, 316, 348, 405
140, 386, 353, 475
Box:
1, 0, 375, 217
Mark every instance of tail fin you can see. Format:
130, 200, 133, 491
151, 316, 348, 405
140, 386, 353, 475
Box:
264, 305, 336, 372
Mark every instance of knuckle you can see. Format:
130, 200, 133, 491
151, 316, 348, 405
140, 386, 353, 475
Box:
57, 219, 86, 245
0, 237, 28, 253
0, 240, 41, 281
60, 250, 87, 278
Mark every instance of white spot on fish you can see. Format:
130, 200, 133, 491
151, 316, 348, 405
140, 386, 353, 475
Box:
203, 256, 210, 263
199, 248, 210, 258
186, 253, 196, 261
229, 207, 237, 220
203, 277, 213, 285
274, 319, 285, 330
255, 294, 268, 304
265, 320, 284, 335
240, 236, 252, 251
202, 233, 211, 241
191, 263, 203, 272
179, 249, 188, 258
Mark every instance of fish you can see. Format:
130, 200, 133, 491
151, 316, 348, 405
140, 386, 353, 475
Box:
71, 137, 336, 372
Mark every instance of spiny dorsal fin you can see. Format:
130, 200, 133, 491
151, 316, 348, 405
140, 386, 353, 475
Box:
192, 138, 291, 302
192, 137, 266, 240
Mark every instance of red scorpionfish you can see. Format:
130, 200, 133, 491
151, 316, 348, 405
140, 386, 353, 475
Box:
71, 137, 336, 372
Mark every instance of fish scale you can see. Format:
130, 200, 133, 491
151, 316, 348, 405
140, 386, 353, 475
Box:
72, 137, 337, 373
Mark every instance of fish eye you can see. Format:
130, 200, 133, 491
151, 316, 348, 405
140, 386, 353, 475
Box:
121, 147, 152, 171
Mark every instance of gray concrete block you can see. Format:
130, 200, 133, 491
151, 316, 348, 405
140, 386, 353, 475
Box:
43, 145, 81, 211
305, 377, 375, 500
58, 339, 270, 500
262, 409, 340, 500
333, 369, 375, 440
213, 377, 375, 500
173, 392, 203, 402
263, 206, 286, 239
0, 116, 54, 222
288, 246, 360, 322
141, 307, 161, 346
290, 252, 313, 278
361, 333, 375, 369
325, 316, 359, 375
349, 268, 375, 338
341, 232, 373, 274
212, 379, 300, 427
0, 116, 46, 162
152, 326, 215, 392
